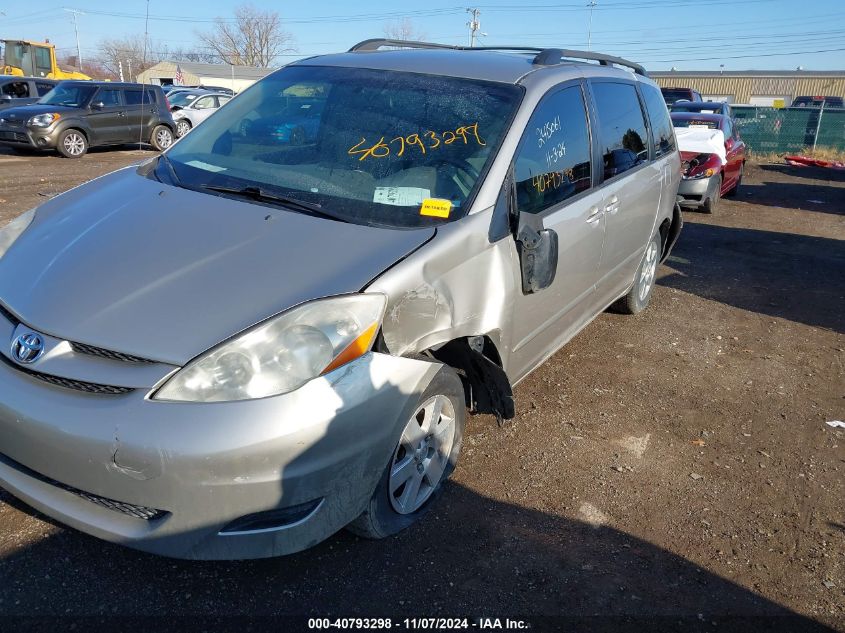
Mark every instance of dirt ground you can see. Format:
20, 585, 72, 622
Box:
0, 146, 843, 631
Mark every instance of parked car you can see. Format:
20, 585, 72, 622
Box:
172, 92, 233, 137
166, 88, 214, 109
0, 40, 682, 559
661, 86, 703, 105
671, 112, 746, 213
0, 81, 175, 157
670, 100, 732, 118
163, 84, 235, 96
791, 95, 844, 108
0, 76, 57, 111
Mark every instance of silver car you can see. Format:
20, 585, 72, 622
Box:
0, 40, 682, 560
172, 92, 233, 138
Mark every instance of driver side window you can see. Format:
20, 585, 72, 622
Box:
513, 85, 593, 215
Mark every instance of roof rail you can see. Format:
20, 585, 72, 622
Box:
533, 48, 645, 75
348, 39, 646, 76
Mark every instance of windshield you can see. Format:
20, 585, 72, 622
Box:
39, 84, 96, 107
671, 115, 719, 130
159, 65, 522, 228
169, 92, 204, 107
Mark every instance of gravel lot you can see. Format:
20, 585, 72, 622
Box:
0, 147, 843, 630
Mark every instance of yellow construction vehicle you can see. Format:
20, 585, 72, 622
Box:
1, 39, 90, 79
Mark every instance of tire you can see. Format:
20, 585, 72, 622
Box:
725, 163, 743, 197
610, 232, 661, 315
347, 364, 466, 539
57, 129, 88, 158
175, 119, 191, 138
701, 175, 722, 214
150, 125, 174, 151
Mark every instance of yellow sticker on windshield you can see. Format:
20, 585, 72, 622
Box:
420, 198, 452, 218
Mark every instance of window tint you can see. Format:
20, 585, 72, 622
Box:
722, 118, 733, 139
97, 89, 122, 107
591, 82, 648, 179
124, 89, 157, 105
217, 96, 231, 107
513, 85, 592, 215
640, 83, 675, 158
36, 82, 54, 96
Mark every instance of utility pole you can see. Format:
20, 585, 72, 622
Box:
127, 58, 132, 82
64, 8, 84, 68
466, 8, 481, 48
586, 1, 597, 51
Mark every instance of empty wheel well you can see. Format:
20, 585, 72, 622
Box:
424, 336, 514, 423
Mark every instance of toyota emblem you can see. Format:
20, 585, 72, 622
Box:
11, 331, 45, 364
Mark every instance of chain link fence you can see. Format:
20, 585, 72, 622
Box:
732, 105, 845, 155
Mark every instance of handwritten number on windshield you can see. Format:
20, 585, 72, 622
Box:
348, 123, 485, 161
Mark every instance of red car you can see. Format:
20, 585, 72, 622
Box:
671, 112, 746, 213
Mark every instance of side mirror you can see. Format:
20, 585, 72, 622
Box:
91, 101, 105, 110
0, 95, 12, 104
516, 224, 559, 294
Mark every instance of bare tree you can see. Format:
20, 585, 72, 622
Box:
98, 35, 168, 80
383, 18, 426, 41
196, 4, 294, 67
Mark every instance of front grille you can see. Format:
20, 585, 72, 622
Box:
0, 452, 167, 521
71, 341, 155, 364
0, 131, 27, 142
0, 353, 134, 395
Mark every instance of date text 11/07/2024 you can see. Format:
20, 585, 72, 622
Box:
306, 617, 530, 629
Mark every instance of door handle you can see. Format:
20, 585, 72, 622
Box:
586, 206, 602, 224
605, 196, 619, 215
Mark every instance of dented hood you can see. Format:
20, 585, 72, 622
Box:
0, 168, 433, 365
674, 127, 727, 164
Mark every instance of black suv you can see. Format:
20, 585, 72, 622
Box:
0, 81, 176, 157
0, 77, 58, 111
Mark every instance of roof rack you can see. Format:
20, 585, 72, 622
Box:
348, 39, 646, 76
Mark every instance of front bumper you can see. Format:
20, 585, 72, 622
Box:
0, 351, 438, 559
0, 124, 59, 150
677, 174, 718, 206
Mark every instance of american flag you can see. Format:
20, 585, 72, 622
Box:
174, 65, 184, 86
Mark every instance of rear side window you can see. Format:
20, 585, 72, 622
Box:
513, 85, 592, 215
124, 89, 157, 105
640, 83, 676, 158
591, 82, 648, 180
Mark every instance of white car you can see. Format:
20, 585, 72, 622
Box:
172, 93, 232, 137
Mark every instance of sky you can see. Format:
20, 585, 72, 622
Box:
2, 0, 844, 72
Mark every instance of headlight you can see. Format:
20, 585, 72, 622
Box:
153, 294, 387, 402
28, 113, 61, 127
0, 209, 36, 260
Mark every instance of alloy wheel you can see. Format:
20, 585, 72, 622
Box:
63, 133, 85, 156
389, 394, 456, 515
638, 239, 659, 302
156, 128, 173, 148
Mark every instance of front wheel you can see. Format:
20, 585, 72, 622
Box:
150, 125, 174, 151
347, 364, 466, 539
701, 175, 722, 213
610, 232, 661, 315
57, 129, 88, 158
175, 119, 191, 138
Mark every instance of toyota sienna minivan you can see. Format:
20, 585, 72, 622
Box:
0, 40, 682, 559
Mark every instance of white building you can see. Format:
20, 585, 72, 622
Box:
137, 61, 273, 93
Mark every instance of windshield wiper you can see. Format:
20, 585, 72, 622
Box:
200, 184, 348, 223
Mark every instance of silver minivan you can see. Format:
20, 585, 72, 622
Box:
0, 40, 681, 559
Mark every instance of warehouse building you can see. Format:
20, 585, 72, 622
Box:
137, 61, 272, 93
650, 70, 845, 106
